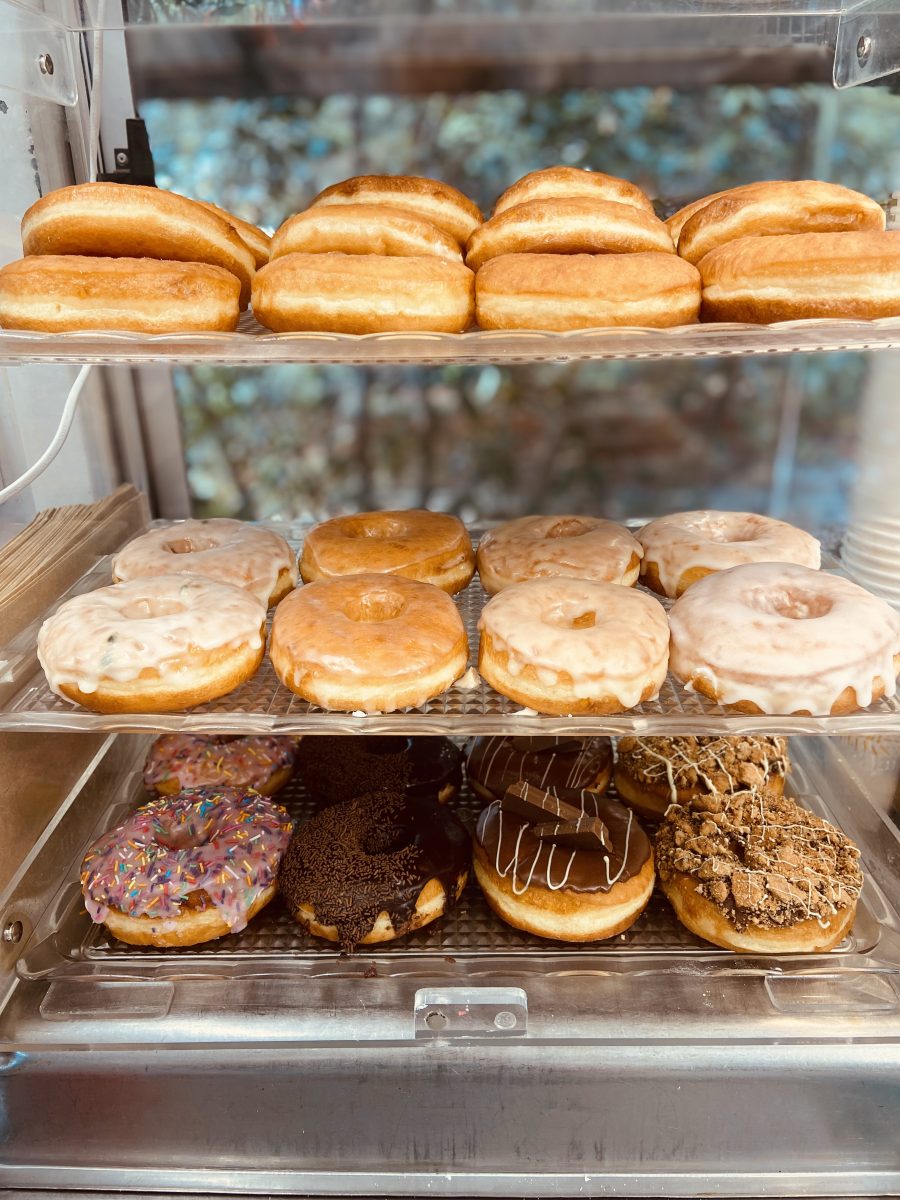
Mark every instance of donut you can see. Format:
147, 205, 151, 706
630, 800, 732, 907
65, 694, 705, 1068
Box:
475, 252, 701, 331
0, 255, 240, 334
300, 509, 474, 594
671, 180, 885, 265
112, 518, 297, 608
492, 167, 654, 217
270, 572, 468, 713
270, 206, 462, 263
655, 789, 862, 953
466, 735, 612, 804
308, 175, 482, 246
473, 780, 654, 941
613, 735, 789, 822
37, 575, 266, 713
478, 578, 669, 715
252, 252, 475, 334
668, 561, 900, 716
637, 510, 821, 599
466, 199, 673, 271
279, 790, 470, 949
698, 231, 900, 323
476, 515, 642, 594
80, 787, 293, 947
193, 199, 272, 268
21, 183, 256, 306
143, 734, 299, 798
296, 735, 463, 806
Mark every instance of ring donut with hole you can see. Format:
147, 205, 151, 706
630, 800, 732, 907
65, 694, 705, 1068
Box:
476, 515, 642, 594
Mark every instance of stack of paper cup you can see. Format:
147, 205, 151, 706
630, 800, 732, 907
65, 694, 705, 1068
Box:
842, 520, 900, 610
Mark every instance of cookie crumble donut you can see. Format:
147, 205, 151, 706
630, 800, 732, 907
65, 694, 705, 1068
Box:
270, 572, 468, 713
301, 509, 474, 594
668, 561, 900, 715
637, 510, 821, 598
81, 787, 294, 947
476, 515, 642, 594
478, 577, 669, 715
466, 735, 613, 804
143, 734, 299, 798
308, 174, 482, 246
113, 519, 297, 608
492, 167, 654, 217
37, 575, 266, 713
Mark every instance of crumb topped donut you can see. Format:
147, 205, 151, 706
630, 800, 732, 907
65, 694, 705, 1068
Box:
296, 735, 463, 806
466, 735, 612, 803
143, 734, 299, 798
476, 515, 642, 594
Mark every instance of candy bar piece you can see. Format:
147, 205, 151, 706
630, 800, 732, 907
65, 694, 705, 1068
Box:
500, 780, 584, 825
533, 816, 612, 851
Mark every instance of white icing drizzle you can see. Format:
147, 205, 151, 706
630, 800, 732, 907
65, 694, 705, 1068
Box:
620, 736, 786, 804
477, 515, 642, 590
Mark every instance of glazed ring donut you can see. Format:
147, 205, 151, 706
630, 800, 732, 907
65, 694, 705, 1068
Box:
37, 575, 266, 713
308, 174, 483, 246
271, 206, 462, 263
300, 509, 474, 594
466, 199, 673, 271
81, 787, 293, 947
668, 561, 900, 715
637, 510, 820, 599
476, 515, 642, 594
143, 734, 299, 797
21, 183, 256, 306
278, 791, 470, 949
112, 518, 297, 608
478, 577, 670, 715
270, 572, 468, 712
0, 256, 240, 334
493, 167, 654, 217
193, 199, 272, 268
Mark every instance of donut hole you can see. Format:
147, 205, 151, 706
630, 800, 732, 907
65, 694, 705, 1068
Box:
342, 592, 406, 623
703, 518, 763, 544
119, 597, 186, 620
544, 517, 594, 540
341, 517, 407, 541
362, 823, 411, 856
163, 535, 220, 555
749, 588, 832, 620
544, 602, 597, 630
152, 815, 215, 851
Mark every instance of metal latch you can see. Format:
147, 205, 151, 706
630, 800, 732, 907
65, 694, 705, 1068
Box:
98, 117, 156, 187
414, 987, 527, 1039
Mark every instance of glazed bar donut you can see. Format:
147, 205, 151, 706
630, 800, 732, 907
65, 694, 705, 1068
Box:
22, 183, 256, 306
112, 518, 297, 608
37, 575, 266, 713
300, 509, 475, 594
492, 167, 654, 217
655, 789, 862, 953
270, 572, 468, 712
668, 561, 900, 715
0, 256, 240, 334
193, 199, 272, 268
475, 253, 701, 331
476, 515, 642, 594
81, 787, 293, 947
252, 252, 475, 334
279, 790, 469, 949
143, 734, 299, 797
673, 180, 884, 265
637, 509, 821, 599
699, 231, 900, 323
271, 206, 462, 263
466, 735, 613, 804
478, 577, 669, 714
308, 175, 482, 246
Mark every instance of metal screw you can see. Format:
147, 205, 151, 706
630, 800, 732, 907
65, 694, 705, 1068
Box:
2, 921, 22, 944
425, 1010, 448, 1031
494, 1010, 517, 1030
38, 53, 54, 76
115, 150, 129, 166
857, 34, 872, 66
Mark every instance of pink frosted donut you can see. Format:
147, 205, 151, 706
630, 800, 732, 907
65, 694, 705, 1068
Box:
476, 516, 642, 594
143, 734, 299, 797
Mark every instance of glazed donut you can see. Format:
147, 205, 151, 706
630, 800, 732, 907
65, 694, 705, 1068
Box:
473, 780, 654, 941
297, 735, 463, 806
143, 734, 299, 798
655, 789, 862, 953
476, 515, 642, 594
193, 199, 272, 268
613, 735, 788, 822
300, 509, 474, 594
252, 252, 475, 334
475, 252, 701, 331
492, 167, 654, 217
699, 231, 900, 323
112, 518, 297, 608
673, 180, 884, 265
0, 255, 240, 334
637, 510, 821, 599
466, 199, 673, 271
271, 206, 462, 263
37, 575, 266, 713
668, 561, 900, 715
21, 183, 256, 306
270, 572, 468, 712
308, 174, 482, 246
81, 787, 293, 947
279, 790, 470, 949
466, 735, 613, 804
478, 578, 669, 715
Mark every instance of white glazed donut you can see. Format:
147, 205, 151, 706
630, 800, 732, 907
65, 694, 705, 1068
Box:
112, 519, 297, 608
476, 516, 642, 594
478, 578, 669, 715
637, 510, 821, 598
668, 561, 900, 716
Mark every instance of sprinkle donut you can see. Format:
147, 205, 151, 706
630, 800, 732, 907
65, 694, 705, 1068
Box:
476, 515, 642, 594
143, 734, 299, 798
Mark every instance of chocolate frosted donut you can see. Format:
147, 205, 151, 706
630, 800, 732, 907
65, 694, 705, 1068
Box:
279, 791, 470, 949
466, 736, 612, 803
297, 736, 463, 806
